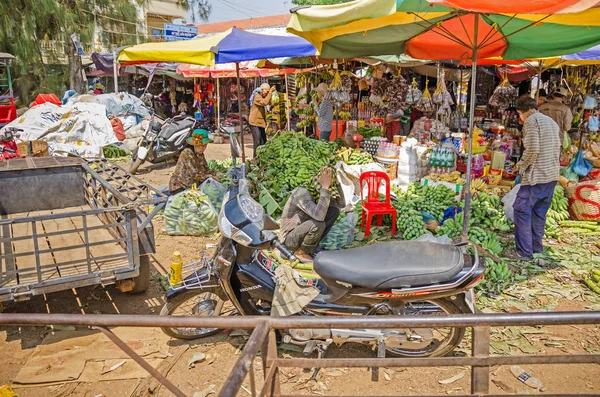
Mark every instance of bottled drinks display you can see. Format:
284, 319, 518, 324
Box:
429, 146, 456, 174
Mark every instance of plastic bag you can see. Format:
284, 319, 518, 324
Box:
164, 188, 218, 236
199, 177, 227, 211
271, 90, 280, 106
561, 164, 580, 183
584, 95, 597, 109
502, 184, 521, 223
573, 150, 593, 177
563, 131, 571, 151
589, 116, 599, 132
320, 213, 358, 250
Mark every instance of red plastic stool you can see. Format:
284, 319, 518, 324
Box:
360, 171, 397, 238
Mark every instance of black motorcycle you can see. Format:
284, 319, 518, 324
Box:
129, 111, 211, 174
160, 137, 485, 358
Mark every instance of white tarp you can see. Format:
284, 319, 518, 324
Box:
1, 102, 117, 158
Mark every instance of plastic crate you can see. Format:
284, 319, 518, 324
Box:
0, 97, 16, 126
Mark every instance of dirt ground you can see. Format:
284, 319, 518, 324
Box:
1, 137, 599, 396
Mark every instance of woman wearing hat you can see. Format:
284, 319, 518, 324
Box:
169, 129, 217, 195
315, 83, 333, 141
249, 83, 276, 156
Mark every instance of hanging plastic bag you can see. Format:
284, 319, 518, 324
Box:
502, 184, 521, 223
572, 150, 593, 177
583, 95, 597, 109
561, 163, 580, 184
562, 131, 571, 151
164, 187, 218, 236
588, 116, 599, 132
271, 90, 280, 106
199, 177, 227, 211
320, 213, 359, 251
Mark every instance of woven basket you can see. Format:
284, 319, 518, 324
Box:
16, 140, 49, 157
565, 180, 600, 221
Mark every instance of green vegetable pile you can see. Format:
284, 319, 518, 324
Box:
207, 158, 233, 172
477, 258, 515, 295
164, 190, 218, 236
358, 126, 382, 139
249, 131, 336, 216
103, 144, 128, 159
584, 268, 600, 294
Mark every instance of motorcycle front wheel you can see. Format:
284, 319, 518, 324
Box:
385, 298, 466, 358
160, 290, 237, 339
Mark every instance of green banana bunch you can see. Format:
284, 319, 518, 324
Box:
477, 258, 513, 295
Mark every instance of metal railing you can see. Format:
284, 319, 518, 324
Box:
0, 311, 599, 397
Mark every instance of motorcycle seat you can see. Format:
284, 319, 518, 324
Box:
313, 241, 464, 289
159, 119, 195, 139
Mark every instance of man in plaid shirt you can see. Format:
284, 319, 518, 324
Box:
280, 168, 342, 261
513, 95, 561, 260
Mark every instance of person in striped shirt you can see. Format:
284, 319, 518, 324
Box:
315, 83, 334, 141
513, 95, 561, 260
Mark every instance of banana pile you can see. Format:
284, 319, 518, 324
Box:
469, 226, 503, 255
335, 148, 373, 165
437, 212, 464, 240
545, 186, 570, 239
584, 268, 600, 295
468, 192, 512, 233
478, 258, 513, 295
396, 205, 431, 240
470, 178, 488, 194
251, 131, 336, 209
427, 171, 466, 184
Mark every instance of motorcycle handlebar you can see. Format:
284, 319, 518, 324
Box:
273, 240, 297, 262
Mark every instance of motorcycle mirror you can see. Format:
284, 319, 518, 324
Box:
230, 133, 242, 159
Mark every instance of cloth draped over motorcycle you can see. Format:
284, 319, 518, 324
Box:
271, 265, 320, 317
169, 129, 214, 194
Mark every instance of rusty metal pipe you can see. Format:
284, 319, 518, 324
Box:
94, 326, 187, 397
218, 322, 269, 397
274, 354, 600, 368
0, 312, 599, 329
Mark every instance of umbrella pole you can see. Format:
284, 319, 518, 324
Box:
285, 73, 291, 131
113, 50, 118, 93
216, 77, 221, 132
236, 62, 246, 162
462, 14, 479, 240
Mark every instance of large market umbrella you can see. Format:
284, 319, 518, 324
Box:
288, 0, 600, 239
120, 28, 317, 160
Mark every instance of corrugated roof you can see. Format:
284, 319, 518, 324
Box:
197, 14, 291, 34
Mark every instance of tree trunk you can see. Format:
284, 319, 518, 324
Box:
67, 37, 86, 93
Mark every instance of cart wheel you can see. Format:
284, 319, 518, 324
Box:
130, 255, 151, 293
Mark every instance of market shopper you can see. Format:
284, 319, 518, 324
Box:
513, 95, 561, 260
315, 83, 333, 141
280, 168, 341, 261
249, 83, 275, 156
169, 129, 215, 195
539, 87, 573, 142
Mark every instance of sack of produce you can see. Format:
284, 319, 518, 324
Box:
406, 78, 422, 105
200, 177, 227, 211
320, 213, 359, 250
488, 75, 517, 110
164, 188, 218, 236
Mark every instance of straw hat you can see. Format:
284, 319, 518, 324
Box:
554, 87, 569, 98
187, 129, 212, 146
315, 82, 329, 94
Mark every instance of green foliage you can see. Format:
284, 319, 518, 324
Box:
0, 0, 143, 103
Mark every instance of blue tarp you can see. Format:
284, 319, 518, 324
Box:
563, 45, 600, 62
213, 28, 316, 64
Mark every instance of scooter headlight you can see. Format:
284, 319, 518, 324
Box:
238, 194, 264, 225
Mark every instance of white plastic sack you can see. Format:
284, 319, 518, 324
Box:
1, 103, 65, 140
502, 184, 521, 223
199, 177, 227, 211
335, 162, 355, 210
164, 189, 218, 236
415, 234, 452, 245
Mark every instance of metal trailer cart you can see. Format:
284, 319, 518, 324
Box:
0, 157, 167, 302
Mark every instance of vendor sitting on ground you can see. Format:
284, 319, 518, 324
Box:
280, 168, 343, 261
169, 129, 216, 195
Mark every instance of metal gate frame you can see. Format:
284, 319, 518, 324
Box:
0, 311, 599, 397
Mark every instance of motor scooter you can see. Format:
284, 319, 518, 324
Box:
160, 136, 485, 358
